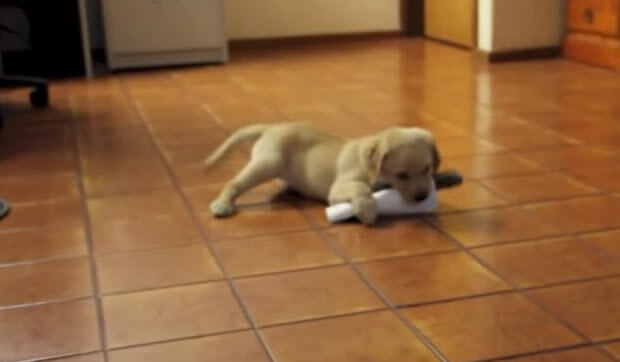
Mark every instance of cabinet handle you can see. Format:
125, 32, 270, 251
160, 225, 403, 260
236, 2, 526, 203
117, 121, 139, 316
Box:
583, 8, 594, 24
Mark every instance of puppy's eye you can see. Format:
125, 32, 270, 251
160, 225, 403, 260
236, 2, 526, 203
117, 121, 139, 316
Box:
396, 172, 409, 180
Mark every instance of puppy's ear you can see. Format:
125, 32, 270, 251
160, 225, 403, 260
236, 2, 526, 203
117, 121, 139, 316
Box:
362, 137, 384, 174
431, 142, 441, 173
418, 130, 440, 173
410, 127, 440, 173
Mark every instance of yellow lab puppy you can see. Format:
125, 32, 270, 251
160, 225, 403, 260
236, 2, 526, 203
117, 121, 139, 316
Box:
205, 123, 440, 225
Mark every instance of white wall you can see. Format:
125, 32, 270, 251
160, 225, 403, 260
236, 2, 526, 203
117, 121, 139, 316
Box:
86, 0, 401, 47
478, 0, 494, 52
225, 0, 401, 40
478, 0, 566, 52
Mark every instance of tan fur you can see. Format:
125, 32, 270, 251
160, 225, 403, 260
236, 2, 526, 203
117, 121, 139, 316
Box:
206, 123, 439, 225
204, 124, 269, 167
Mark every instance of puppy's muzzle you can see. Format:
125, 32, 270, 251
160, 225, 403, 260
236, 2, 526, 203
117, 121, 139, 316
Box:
413, 191, 429, 202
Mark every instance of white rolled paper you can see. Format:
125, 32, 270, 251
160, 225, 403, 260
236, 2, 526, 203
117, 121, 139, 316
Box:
325, 181, 438, 223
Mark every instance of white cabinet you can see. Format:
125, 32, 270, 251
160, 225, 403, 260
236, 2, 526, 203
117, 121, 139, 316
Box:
102, 0, 227, 70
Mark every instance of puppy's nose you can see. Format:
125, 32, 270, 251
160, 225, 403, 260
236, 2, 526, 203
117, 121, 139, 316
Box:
413, 191, 429, 202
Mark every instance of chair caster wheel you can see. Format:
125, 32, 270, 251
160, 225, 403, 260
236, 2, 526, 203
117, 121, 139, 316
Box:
0, 198, 10, 220
30, 87, 49, 108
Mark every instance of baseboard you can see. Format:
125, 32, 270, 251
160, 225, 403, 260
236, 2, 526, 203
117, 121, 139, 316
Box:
425, 36, 475, 50
108, 48, 227, 71
480, 47, 562, 63
229, 31, 404, 52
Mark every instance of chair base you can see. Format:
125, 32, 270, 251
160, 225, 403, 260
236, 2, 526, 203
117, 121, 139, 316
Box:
0, 75, 49, 128
0, 198, 10, 220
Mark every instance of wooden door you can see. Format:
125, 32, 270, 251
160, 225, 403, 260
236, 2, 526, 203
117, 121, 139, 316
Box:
424, 0, 477, 47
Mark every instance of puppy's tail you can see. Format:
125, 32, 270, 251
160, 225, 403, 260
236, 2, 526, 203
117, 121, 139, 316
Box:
204, 124, 269, 167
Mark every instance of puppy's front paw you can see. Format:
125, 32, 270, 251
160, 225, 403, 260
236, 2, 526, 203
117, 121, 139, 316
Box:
210, 198, 236, 217
353, 197, 377, 225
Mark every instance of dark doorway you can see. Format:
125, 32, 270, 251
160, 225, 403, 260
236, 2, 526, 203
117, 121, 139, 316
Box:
1, 0, 86, 78
401, 0, 424, 37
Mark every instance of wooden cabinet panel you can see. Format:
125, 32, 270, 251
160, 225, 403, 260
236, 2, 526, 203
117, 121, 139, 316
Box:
564, 32, 620, 69
567, 0, 620, 37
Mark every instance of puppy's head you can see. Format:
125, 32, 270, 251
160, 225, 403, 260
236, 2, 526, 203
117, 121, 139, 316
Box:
363, 127, 440, 203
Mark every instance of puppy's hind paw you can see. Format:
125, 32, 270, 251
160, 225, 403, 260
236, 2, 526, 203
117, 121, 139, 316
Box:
210, 199, 236, 217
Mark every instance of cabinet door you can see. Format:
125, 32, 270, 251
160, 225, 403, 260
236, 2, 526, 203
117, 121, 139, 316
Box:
425, 0, 477, 47
567, 0, 620, 37
103, 0, 225, 54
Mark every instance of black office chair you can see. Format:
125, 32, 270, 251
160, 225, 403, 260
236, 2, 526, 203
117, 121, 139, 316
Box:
0, 5, 47, 219
0, 198, 9, 220
0, 4, 49, 129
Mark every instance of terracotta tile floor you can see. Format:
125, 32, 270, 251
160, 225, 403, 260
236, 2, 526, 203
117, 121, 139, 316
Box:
1, 39, 620, 361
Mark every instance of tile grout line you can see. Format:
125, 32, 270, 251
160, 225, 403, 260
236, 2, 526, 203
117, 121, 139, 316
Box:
497, 106, 620, 157
67, 94, 111, 362
228, 187, 618, 218
474, 336, 620, 362
572, 233, 620, 265
395, 273, 620, 309
0, 226, 41, 235
24, 328, 252, 362
169, 56, 620, 255
34, 297, 490, 362
0, 296, 93, 313
464, 226, 620, 250
1, 185, 615, 243
471, 342, 592, 362
0, 238, 215, 269
209, 191, 619, 234
168, 72, 246, 141
52, 58, 616, 360
117, 77, 280, 362
226, 262, 347, 281
177, 61, 437, 358
24, 350, 103, 362
4, 267, 618, 317
122, 73, 619, 362
298, 207, 449, 362
4, 210, 613, 273
87, 239, 204, 257
0, 254, 89, 269
26, 312, 620, 362
256, 307, 389, 330
3, 195, 82, 207
422, 218, 620, 362
427, 182, 620, 266
103, 327, 250, 353
1, 130, 620, 354
82, 184, 172, 200
474, 177, 607, 206
471, 180, 620, 270
431, 91, 619, 157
